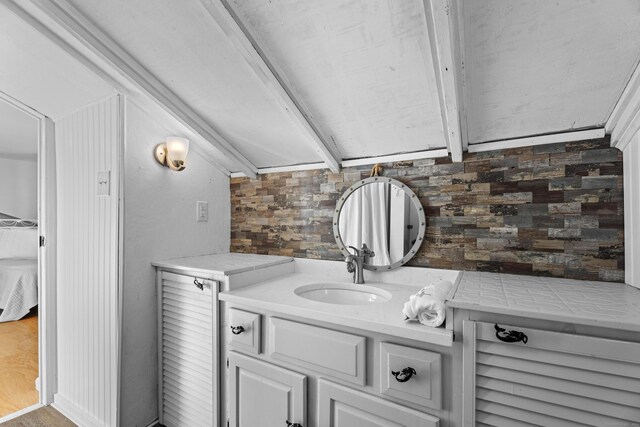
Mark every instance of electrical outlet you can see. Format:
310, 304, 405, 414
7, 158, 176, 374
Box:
197, 201, 208, 222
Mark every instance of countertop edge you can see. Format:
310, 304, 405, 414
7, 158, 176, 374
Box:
447, 300, 640, 333
221, 292, 454, 347
151, 256, 294, 276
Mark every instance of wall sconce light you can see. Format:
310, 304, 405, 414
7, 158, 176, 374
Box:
155, 137, 190, 171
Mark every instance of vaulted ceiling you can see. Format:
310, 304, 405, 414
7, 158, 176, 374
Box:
2, 0, 639, 176
0, 8, 115, 120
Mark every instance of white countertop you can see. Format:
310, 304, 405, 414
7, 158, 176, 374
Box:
220, 272, 455, 346
448, 271, 640, 332
152, 253, 293, 276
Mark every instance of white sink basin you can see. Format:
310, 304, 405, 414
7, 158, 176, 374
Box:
294, 283, 392, 305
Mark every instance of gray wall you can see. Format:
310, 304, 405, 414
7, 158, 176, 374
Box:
120, 99, 230, 426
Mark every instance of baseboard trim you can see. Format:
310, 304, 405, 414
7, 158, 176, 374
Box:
0, 403, 43, 423
53, 394, 103, 427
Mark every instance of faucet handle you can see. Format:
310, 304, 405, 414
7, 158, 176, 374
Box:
361, 243, 375, 258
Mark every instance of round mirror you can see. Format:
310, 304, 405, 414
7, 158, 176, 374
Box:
333, 177, 425, 271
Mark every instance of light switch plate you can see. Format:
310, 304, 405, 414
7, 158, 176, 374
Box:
97, 171, 110, 196
197, 201, 208, 222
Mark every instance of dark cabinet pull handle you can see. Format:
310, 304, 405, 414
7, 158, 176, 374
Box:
391, 367, 416, 382
194, 278, 204, 291
495, 324, 528, 344
230, 325, 245, 335
286, 421, 302, 427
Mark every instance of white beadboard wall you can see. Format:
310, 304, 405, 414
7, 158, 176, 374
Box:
54, 95, 121, 427
625, 133, 640, 289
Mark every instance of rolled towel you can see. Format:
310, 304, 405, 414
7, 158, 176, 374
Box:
402, 280, 453, 327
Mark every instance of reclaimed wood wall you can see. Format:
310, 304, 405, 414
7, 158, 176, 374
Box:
231, 138, 624, 282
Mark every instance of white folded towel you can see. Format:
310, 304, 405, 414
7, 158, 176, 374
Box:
402, 280, 453, 327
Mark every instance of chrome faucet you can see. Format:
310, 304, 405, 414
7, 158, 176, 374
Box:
346, 244, 375, 284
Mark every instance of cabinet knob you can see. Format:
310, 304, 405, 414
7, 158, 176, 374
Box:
286, 421, 302, 427
230, 325, 245, 335
391, 367, 416, 382
495, 324, 528, 344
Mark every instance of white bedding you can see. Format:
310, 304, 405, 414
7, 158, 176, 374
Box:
0, 258, 38, 322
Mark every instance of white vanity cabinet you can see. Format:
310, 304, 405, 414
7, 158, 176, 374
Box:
450, 271, 640, 427
224, 305, 448, 427
157, 271, 219, 427
460, 318, 640, 427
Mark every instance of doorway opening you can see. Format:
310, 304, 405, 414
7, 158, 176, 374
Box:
0, 95, 40, 418
0, 90, 55, 423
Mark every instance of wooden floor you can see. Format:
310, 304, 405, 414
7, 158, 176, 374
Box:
0, 310, 38, 419
0, 406, 75, 427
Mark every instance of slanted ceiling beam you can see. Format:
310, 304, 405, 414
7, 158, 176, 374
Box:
606, 59, 640, 152
200, 0, 341, 173
424, 0, 464, 162
12, 0, 258, 178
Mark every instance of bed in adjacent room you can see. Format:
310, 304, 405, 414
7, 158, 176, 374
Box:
0, 221, 38, 322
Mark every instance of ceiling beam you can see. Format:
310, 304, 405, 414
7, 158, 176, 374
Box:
424, 0, 464, 162
606, 59, 640, 152
200, 0, 341, 173
453, 0, 469, 151
467, 128, 605, 153
229, 148, 449, 178
10, 0, 259, 178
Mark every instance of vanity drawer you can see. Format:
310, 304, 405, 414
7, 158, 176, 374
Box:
268, 317, 366, 385
228, 308, 261, 354
379, 342, 442, 409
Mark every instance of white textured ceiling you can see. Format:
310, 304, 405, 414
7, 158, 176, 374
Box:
228, 0, 447, 160
0, 9, 115, 120
4, 1, 640, 172
65, 0, 323, 169
463, 0, 640, 144
0, 99, 38, 159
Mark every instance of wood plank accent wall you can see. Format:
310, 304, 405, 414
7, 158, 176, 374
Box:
231, 138, 624, 282
54, 95, 121, 427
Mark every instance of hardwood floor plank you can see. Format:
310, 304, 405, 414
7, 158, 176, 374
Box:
0, 310, 39, 419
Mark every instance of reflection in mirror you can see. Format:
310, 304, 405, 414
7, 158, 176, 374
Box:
335, 178, 424, 269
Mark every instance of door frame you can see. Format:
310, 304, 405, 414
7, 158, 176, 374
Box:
0, 90, 57, 406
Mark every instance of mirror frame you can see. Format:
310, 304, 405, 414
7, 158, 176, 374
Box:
333, 176, 426, 271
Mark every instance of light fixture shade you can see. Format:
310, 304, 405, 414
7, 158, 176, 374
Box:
164, 136, 189, 171
166, 137, 189, 163
154, 137, 190, 171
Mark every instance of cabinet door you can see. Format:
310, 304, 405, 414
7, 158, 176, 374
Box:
318, 379, 440, 427
229, 352, 306, 427
158, 271, 218, 427
462, 321, 640, 427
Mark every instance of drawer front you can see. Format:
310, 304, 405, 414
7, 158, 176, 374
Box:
268, 317, 366, 385
229, 308, 261, 354
380, 342, 442, 409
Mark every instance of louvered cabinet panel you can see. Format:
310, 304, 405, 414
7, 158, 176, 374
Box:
158, 271, 218, 427
462, 321, 640, 427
